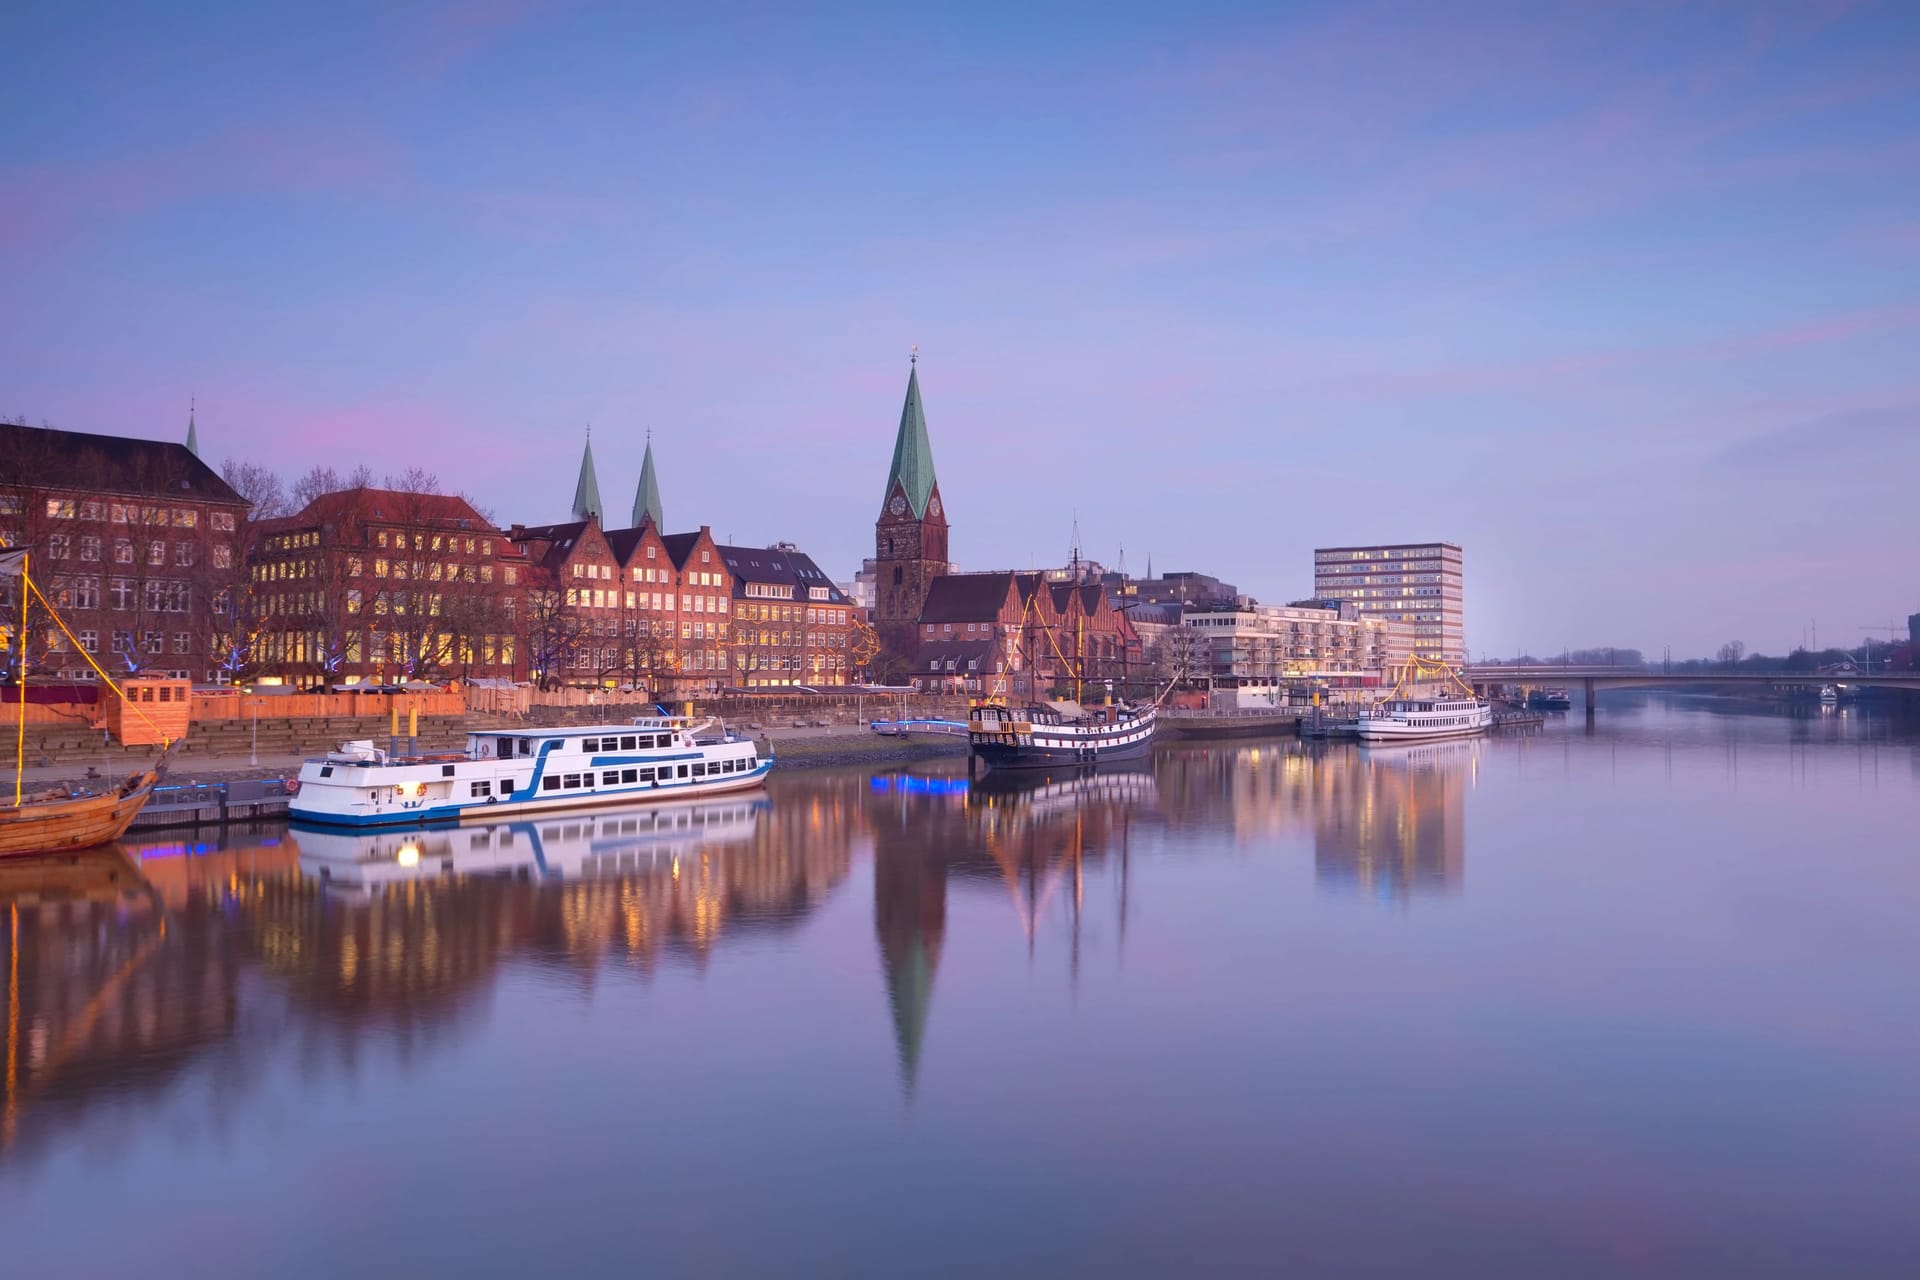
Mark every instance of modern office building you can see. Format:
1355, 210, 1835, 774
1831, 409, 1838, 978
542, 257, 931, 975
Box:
1312, 542, 1464, 665
1178, 601, 1415, 708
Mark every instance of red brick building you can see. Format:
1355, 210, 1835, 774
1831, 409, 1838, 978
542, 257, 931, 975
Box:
0, 423, 250, 683
912, 571, 1141, 698
250, 487, 524, 685
719, 542, 855, 688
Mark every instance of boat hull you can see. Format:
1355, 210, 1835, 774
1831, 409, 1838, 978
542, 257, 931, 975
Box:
1353, 721, 1491, 743
0, 770, 163, 859
972, 733, 1154, 771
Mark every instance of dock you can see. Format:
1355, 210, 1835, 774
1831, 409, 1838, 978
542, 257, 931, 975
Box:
128, 778, 297, 831
868, 718, 970, 738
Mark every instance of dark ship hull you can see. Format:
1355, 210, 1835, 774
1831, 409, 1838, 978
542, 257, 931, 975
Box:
967, 703, 1157, 771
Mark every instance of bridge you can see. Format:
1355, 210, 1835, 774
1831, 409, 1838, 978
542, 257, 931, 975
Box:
1462, 665, 1920, 721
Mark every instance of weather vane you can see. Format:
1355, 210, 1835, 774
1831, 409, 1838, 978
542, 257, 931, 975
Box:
910, 344, 918, 366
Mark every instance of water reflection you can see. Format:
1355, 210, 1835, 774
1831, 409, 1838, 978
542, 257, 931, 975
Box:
1318, 741, 1474, 899
1, 743, 1495, 1157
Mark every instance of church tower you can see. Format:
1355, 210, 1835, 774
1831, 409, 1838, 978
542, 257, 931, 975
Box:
874, 354, 949, 654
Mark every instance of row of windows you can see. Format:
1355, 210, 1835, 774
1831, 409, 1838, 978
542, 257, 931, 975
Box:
24, 498, 231, 530
372, 530, 494, 555
41, 628, 195, 656
2, 577, 193, 614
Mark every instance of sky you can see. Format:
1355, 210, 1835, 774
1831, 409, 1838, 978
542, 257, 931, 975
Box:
3, 1, 1917, 659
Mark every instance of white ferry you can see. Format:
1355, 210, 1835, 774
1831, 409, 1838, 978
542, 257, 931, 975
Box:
1352, 695, 1493, 743
288, 717, 770, 828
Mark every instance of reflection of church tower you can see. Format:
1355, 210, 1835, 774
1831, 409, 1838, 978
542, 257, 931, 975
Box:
873, 835, 946, 1096
874, 354, 950, 656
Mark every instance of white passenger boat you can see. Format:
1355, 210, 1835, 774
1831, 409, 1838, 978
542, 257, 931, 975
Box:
1352, 657, 1493, 743
1353, 695, 1492, 742
289, 716, 770, 828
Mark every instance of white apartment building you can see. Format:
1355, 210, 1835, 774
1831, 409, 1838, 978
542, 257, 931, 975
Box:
1179, 602, 1415, 709
1312, 542, 1464, 665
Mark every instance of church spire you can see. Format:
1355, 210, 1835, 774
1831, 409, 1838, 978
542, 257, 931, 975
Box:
632, 430, 664, 529
185, 398, 199, 458
572, 427, 603, 523
882, 349, 938, 518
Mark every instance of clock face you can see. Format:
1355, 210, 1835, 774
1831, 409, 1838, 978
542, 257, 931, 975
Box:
889, 495, 906, 516
929, 495, 942, 517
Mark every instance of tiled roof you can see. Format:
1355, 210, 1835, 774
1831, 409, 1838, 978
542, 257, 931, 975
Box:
715, 542, 849, 603
913, 638, 998, 674
278, 486, 495, 530
602, 523, 650, 564
920, 572, 1018, 624
0, 423, 246, 505
507, 519, 597, 573
660, 531, 702, 569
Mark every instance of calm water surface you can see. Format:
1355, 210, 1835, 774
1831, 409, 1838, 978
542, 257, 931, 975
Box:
4, 700, 1918, 1277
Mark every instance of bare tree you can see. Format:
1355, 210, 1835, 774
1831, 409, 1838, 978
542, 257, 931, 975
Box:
1716, 640, 1746, 670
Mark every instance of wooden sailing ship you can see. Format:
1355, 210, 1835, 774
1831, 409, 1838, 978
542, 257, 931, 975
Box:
1, 547, 174, 858
0, 755, 170, 858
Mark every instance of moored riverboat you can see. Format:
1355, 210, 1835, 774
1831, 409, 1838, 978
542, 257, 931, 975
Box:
289, 716, 770, 828
1353, 695, 1493, 742
967, 700, 1156, 770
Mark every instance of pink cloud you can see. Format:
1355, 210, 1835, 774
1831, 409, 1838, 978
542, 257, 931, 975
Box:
0, 123, 404, 247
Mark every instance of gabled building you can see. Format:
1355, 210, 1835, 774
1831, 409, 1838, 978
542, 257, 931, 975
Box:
719, 541, 854, 688
911, 570, 1140, 697
505, 518, 624, 688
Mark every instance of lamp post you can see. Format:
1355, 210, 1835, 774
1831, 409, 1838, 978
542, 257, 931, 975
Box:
249, 693, 258, 767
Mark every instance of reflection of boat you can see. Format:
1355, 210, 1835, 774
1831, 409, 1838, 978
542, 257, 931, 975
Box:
968, 763, 1158, 813
0, 754, 170, 858
967, 701, 1156, 770
290, 716, 769, 828
1355, 737, 1483, 774
0, 844, 154, 904
295, 793, 768, 892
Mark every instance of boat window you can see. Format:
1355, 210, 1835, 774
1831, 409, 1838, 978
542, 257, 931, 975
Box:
693, 762, 707, 777
319, 765, 333, 777
638, 767, 655, 782
470, 780, 491, 797
497, 737, 514, 758
657, 734, 673, 748
543, 777, 560, 791
603, 770, 620, 786
621, 769, 637, 783
441, 764, 456, 777
620, 735, 637, 750
678, 765, 689, 779
582, 738, 600, 752
563, 773, 582, 789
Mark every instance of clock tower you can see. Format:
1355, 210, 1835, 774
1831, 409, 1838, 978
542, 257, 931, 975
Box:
874, 355, 949, 655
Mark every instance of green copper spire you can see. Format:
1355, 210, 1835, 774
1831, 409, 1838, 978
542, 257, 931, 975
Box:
572, 428, 603, 523
883, 355, 938, 519
632, 432, 664, 529
185, 398, 199, 458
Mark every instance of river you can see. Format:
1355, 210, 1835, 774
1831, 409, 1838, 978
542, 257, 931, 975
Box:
3, 699, 1917, 1277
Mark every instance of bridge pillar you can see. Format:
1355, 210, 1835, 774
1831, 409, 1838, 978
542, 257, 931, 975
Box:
1584, 678, 1597, 726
